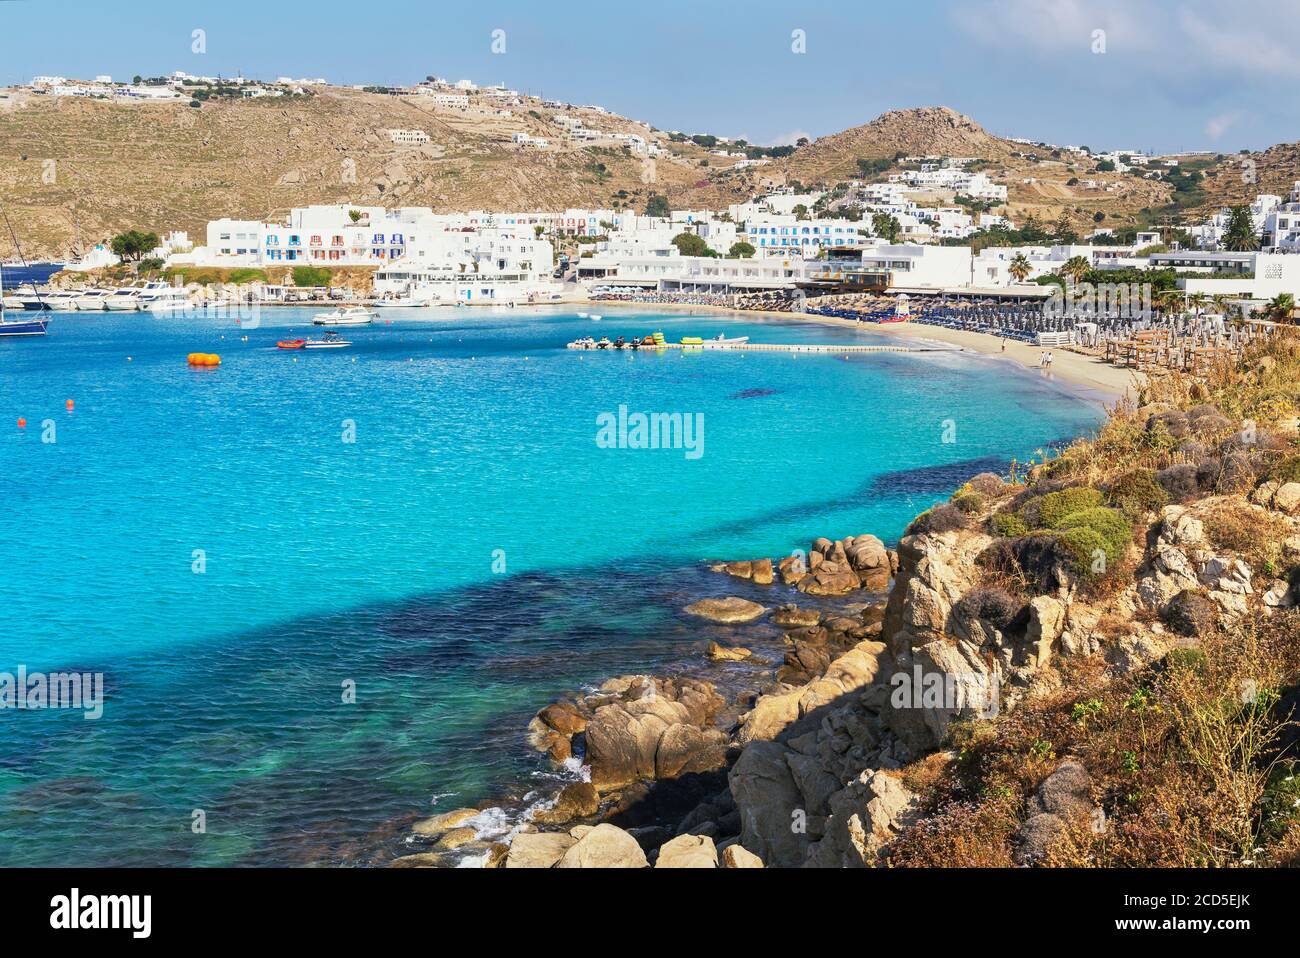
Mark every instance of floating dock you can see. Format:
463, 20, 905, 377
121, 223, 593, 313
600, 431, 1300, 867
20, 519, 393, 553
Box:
566, 341, 959, 353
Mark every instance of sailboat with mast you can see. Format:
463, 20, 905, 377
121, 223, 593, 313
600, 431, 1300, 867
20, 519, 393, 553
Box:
0, 206, 50, 336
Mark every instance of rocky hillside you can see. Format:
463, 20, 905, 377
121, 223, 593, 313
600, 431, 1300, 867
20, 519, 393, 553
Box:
399, 334, 1300, 869
778, 106, 1016, 179
0, 86, 741, 260
1199, 142, 1300, 211
0, 89, 1207, 260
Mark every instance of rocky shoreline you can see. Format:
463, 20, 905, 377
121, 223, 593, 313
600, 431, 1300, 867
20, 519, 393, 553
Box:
390, 532, 909, 868
391, 389, 1300, 868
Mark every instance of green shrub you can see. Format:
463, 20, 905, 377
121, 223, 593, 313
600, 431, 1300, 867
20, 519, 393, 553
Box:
990, 510, 1027, 538
227, 267, 268, 284
1056, 526, 1108, 578
1057, 506, 1132, 576
951, 492, 986, 514
1268, 454, 1300, 484
292, 265, 332, 287
1038, 487, 1104, 528
1106, 469, 1169, 520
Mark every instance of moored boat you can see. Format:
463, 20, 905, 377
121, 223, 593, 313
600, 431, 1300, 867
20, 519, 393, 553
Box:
313, 305, 375, 326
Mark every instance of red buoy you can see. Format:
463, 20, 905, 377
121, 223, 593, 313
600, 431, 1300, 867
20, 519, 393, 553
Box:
66, 399, 74, 411
17, 417, 26, 429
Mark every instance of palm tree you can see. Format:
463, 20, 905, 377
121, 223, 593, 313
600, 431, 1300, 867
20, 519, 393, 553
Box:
1008, 252, 1032, 283
1187, 292, 1208, 317
1060, 255, 1090, 286
1154, 289, 1185, 317
1267, 293, 1296, 322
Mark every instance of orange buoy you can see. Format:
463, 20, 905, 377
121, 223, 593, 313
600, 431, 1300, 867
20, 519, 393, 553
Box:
187, 353, 221, 366
17, 417, 26, 429
66, 399, 74, 411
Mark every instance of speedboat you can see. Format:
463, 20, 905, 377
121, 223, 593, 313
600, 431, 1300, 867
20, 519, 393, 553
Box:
704, 333, 750, 347
312, 305, 375, 326
302, 331, 351, 349
73, 288, 114, 311
103, 287, 143, 311
276, 338, 307, 350
595, 336, 611, 349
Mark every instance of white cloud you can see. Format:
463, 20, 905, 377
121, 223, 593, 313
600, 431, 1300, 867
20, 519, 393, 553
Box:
953, 0, 1300, 81
1204, 111, 1242, 140
766, 129, 812, 147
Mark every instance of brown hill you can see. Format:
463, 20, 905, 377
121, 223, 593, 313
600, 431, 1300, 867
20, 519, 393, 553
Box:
0, 86, 741, 259
1197, 143, 1300, 212
776, 106, 1016, 182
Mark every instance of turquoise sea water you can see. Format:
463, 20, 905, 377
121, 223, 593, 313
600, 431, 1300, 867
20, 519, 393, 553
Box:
0, 305, 1103, 865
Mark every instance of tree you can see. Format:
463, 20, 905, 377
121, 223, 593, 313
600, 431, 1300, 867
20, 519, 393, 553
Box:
1187, 292, 1209, 317
1060, 255, 1090, 286
1053, 212, 1078, 244
871, 212, 901, 243
534, 225, 545, 239
348, 210, 363, 223
671, 232, 711, 257
792, 204, 809, 220
645, 194, 670, 218
728, 241, 756, 259
110, 230, 160, 262
1008, 253, 1032, 283
1266, 293, 1296, 322
1223, 205, 1260, 251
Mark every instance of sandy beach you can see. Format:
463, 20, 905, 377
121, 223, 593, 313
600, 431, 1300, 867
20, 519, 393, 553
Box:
588, 300, 1142, 405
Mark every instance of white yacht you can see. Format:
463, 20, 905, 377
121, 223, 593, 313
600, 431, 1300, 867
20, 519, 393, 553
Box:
72, 288, 114, 311
312, 305, 375, 326
41, 290, 81, 310
136, 282, 191, 312
103, 287, 143, 311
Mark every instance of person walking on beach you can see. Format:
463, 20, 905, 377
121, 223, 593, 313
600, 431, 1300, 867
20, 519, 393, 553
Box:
1046, 350, 1055, 368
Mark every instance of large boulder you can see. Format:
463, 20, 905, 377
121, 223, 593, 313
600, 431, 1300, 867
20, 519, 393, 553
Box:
533, 781, 600, 825
655, 833, 718, 868
729, 740, 811, 867
805, 770, 920, 867
683, 596, 767, 623
505, 831, 577, 868
556, 823, 648, 868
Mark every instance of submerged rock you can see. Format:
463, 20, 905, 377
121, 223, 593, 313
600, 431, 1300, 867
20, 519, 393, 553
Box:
684, 596, 768, 623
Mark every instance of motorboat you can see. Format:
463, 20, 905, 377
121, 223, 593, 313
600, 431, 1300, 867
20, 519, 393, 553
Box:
137, 282, 191, 312
312, 305, 375, 326
73, 288, 114, 311
41, 290, 81, 311
702, 333, 750, 349
0, 268, 47, 336
103, 287, 144, 311
302, 331, 351, 349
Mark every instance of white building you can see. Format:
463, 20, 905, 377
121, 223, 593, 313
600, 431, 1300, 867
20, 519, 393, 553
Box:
388, 129, 431, 145
744, 217, 864, 254
857, 244, 973, 289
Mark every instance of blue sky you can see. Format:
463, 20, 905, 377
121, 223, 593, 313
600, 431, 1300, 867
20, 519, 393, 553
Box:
3, 0, 1299, 153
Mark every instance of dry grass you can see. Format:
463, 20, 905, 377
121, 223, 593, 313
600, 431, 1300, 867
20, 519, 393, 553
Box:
888, 611, 1300, 867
